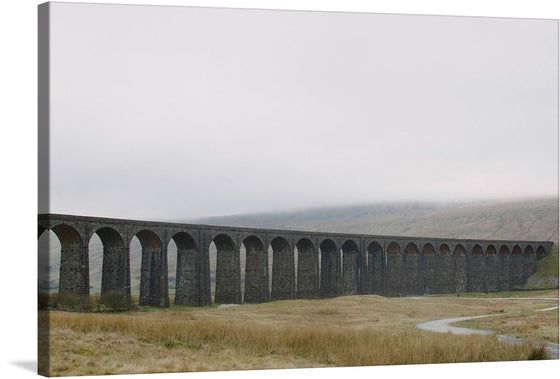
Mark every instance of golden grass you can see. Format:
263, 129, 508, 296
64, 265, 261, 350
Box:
39, 292, 558, 376
41, 311, 539, 376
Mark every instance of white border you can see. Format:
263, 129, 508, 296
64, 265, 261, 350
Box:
0, 1, 558, 378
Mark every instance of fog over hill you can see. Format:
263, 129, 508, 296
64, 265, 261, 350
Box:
190, 197, 559, 243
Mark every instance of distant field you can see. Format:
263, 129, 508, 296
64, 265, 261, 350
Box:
40, 289, 558, 376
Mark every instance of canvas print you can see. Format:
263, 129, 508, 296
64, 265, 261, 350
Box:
38, 2, 559, 377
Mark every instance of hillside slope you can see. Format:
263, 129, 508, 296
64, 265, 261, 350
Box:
192, 197, 559, 242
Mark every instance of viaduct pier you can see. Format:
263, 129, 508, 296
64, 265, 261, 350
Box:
38, 214, 554, 308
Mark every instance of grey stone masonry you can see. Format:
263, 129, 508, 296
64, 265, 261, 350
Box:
39, 213, 554, 307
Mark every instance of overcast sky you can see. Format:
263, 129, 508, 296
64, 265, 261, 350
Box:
45, 2, 558, 220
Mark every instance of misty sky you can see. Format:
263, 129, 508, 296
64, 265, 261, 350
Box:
45, 3, 558, 220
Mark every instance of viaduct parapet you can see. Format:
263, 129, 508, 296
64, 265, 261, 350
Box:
38, 213, 554, 308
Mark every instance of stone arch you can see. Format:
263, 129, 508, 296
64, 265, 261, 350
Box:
366, 241, 384, 295
213, 234, 240, 304
437, 243, 453, 294
341, 240, 360, 295
270, 236, 294, 301
173, 231, 201, 306
296, 238, 318, 299
404, 243, 421, 295
454, 244, 467, 293
485, 245, 498, 292
422, 243, 436, 295
94, 227, 128, 300
386, 242, 402, 297
320, 239, 340, 298
243, 235, 267, 303
52, 224, 82, 248
470, 244, 485, 293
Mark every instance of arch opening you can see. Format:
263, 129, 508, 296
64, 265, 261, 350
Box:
38, 230, 61, 295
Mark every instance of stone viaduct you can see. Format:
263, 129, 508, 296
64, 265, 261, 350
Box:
38, 213, 554, 308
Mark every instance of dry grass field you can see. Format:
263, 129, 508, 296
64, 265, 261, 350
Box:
454, 308, 559, 343
38, 289, 558, 376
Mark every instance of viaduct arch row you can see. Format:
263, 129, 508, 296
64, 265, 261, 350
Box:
38, 214, 554, 308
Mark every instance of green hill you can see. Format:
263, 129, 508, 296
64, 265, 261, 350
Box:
192, 197, 559, 242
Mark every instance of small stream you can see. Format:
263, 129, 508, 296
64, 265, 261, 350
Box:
415, 301, 559, 359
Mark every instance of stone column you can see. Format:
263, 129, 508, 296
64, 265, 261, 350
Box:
101, 245, 129, 299
295, 240, 319, 299
59, 243, 89, 296
175, 247, 201, 306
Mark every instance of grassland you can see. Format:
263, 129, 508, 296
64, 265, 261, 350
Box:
39, 289, 558, 376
